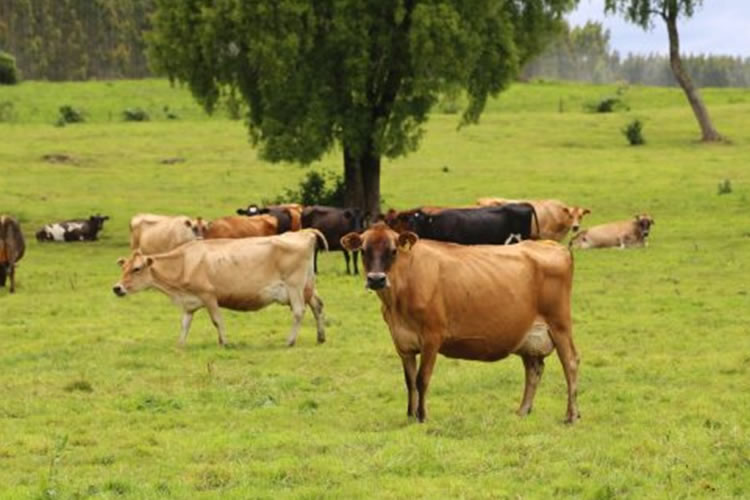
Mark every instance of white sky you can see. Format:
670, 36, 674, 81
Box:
567, 0, 750, 57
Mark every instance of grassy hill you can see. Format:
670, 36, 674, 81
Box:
1, 79, 749, 499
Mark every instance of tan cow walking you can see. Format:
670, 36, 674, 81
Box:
113, 230, 326, 347
477, 197, 590, 241
569, 214, 654, 249
341, 223, 580, 423
130, 213, 206, 254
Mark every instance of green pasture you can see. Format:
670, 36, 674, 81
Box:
1, 79, 749, 499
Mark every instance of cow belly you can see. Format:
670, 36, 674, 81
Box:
439, 337, 512, 362
217, 281, 289, 311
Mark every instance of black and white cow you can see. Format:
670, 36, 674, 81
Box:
36, 214, 110, 242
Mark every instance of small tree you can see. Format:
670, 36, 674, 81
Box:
604, 0, 722, 142
0, 51, 19, 85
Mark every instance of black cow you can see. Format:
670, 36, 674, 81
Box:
302, 205, 365, 274
0, 215, 26, 293
236, 204, 302, 234
407, 204, 539, 245
36, 214, 110, 242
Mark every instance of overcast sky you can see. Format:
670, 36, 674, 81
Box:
567, 0, 750, 57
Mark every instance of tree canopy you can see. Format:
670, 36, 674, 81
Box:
148, 0, 576, 215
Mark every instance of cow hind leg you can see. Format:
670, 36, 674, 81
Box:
416, 343, 439, 423
286, 290, 306, 347
205, 303, 227, 346
546, 319, 580, 423
0, 265, 6, 288
353, 250, 360, 275
517, 355, 545, 416
8, 265, 16, 293
307, 290, 326, 344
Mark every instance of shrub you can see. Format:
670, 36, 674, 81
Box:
122, 108, 150, 121
623, 119, 645, 146
56, 105, 85, 126
586, 96, 628, 113
0, 51, 19, 85
717, 179, 732, 195
268, 171, 345, 207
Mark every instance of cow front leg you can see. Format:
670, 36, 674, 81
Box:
205, 303, 227, 346
307, 291, 326, 344
401, 353, 418, 418
517, 355, 545, 416
416, 344, 439, 423
178, 311, 194, 346
352, 250, 360, 275
343, 250, 351, 274
286, 291, 306, 347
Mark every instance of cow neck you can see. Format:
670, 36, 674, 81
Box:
148, 252, 187, 295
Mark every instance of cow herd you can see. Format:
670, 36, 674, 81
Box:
1, 198, 655, 423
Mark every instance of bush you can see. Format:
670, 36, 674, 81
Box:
586, 96, 628, 113
56, 105, 86, 126
717, 179, 732, 195
122, 108, 150, 121
623, 119, 645, 146
268, 171, 345, 207
0, 51, 19, 85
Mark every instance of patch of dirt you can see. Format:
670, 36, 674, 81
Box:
41, 153, 80, 165
159, 157, 186, 165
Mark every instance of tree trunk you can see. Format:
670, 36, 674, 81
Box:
665, 12, 722, 142
342, 144, 381, 221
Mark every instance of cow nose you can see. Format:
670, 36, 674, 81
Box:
572, 225, 580, 232
366, 272, 388, 290
112, 285, 126, 297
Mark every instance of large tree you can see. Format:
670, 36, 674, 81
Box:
604, 0, 722, 142
148, 0, 575, 216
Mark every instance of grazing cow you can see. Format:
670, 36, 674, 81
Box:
113, 230, 326, 347
406, 204, 539, 245
130, 213, 206, 254
236, 203, 303, 233
36, 214, 110, 242
0, 215, 26, 293
302, 205, 365, 274
203, 215, 278, 239
477, 198, 590, 242
341, 223, 579, 423
569, 214, 654, 249
384, 206, 455, 233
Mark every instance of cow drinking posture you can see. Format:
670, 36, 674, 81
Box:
113, 231, 326, 347
569, 214, 654, 249
341, 223, 580, 423
0, 215, 26, 293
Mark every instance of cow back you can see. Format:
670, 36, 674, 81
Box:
302, 206, 363, 250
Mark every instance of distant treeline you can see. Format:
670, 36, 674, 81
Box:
0, 0, 153, 80
523, 21, 750, 88
2, 3, 749, 87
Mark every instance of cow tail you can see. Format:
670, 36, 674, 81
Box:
304, 228, 329, 252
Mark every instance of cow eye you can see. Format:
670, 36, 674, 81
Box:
133, 266, 142, 273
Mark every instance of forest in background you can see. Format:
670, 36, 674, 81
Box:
1, 1, 749, 87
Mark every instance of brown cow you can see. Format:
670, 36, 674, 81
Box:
130, 214, 206, 254
477, 197, 590, 241
569, 214, 654, 249
204, 215, 278, 239
236, 203, 303, 233
113, 230, 326, 347
0, 215, 26, 293
341, 223, 580, 423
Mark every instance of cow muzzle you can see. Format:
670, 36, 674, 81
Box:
112, 284, 127, 297
572, 224, 580, 232
366, 272, 389, 290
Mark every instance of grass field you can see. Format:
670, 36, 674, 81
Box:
1, 79, 749, 499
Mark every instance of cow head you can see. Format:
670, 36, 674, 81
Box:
563, 206, 591, 233
189, 217, 206, 239
635, 214, 655, 237
113, 251, 155, 297
341, 222, 418, 290
89, 214, 110, 231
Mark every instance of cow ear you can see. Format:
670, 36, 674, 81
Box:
582, 208, 591, 215
340, 232, 362, 251
184, 219, 192, 227
145, 257, 154, 267
397, 232, 418, 251
563, 207, 572, 216
117, 257, 126, 268
650, 218, 655, 225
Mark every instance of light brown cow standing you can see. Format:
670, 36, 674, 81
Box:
569, 214, 654, 249
341, 223, 580, 423
129, 213, 206, 254
204, 215, 278, 239
113, 230, 326, 347
0, 215, 26, 293
477, 197, 590, 242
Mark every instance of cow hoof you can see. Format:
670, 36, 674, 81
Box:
286, 340, 296, 347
